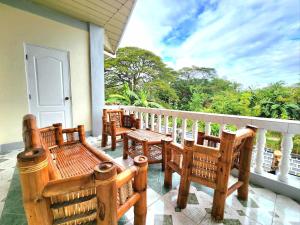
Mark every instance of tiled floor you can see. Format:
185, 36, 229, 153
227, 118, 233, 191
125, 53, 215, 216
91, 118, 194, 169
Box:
0, 137, 299, 225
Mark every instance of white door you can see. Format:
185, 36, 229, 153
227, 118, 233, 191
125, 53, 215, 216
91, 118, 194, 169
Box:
25, 44, 72, 128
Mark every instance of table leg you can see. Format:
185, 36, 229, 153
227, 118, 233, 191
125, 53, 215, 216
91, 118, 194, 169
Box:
142, 140, 149, 162
123, 135, 129, 159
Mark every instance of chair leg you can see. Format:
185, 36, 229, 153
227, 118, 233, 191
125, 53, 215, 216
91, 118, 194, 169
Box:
111, 136, 116, 150
177, 178, 190, 209
164, 166, 172, 188
101, 133, 107, 147
212, 190, 226, 221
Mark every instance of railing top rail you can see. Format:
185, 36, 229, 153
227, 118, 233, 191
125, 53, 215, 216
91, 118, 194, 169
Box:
105, 105, 300, 134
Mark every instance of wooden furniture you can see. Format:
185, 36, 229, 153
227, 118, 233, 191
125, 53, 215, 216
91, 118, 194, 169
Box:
101, 109, 140, 150
123, 129, 172, 171
164, 125, 257, 220
18, 114, 148, 225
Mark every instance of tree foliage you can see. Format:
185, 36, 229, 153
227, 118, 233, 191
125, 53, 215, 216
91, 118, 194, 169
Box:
105, 47, 299, 121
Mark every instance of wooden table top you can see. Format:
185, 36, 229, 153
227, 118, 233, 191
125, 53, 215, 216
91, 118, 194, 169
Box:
126, 129, 172, 143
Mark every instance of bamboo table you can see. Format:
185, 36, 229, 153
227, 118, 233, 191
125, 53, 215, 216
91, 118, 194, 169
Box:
123, 129, 172, 170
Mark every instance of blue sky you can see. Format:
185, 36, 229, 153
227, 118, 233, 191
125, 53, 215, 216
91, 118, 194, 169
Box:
120, 0, 300, 88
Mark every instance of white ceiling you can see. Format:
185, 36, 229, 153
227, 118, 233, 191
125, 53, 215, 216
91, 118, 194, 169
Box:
32, 0, 136, 54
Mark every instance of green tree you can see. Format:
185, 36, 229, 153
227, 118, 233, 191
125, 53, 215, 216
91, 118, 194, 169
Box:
105, 47, 174, 92
106, 83, 162, 108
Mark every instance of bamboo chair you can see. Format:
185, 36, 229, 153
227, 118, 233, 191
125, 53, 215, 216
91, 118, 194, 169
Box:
163, 125, 257, 220
17, 114, 148, 225
101, 109, 140, 150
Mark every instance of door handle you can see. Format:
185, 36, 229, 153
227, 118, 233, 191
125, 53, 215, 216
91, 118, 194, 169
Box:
65, 97, 70, 101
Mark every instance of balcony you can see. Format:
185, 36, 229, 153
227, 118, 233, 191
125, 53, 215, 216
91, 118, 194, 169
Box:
0, 106, 299, 225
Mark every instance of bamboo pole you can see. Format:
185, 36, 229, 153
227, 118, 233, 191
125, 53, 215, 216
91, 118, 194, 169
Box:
133, 156, 148, 225
94, 161, 118, 225
78, 125, 86, 143
17, 148, 52, 225
163, 138, 173, 188
238, 125, 257, 200
212, 131, 236, 220
53, 123, 63, 145
177, 139, 194, 209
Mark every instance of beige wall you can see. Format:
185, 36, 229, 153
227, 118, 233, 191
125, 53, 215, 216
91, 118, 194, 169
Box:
0, 3, 91, 144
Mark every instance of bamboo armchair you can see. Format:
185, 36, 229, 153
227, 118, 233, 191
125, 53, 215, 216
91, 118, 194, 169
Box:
101, 109, 140, 150
18, 114, 148, 225
163, 125, 257, 220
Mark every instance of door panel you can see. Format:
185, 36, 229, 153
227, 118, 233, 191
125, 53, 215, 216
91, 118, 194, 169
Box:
25, 44, 72, 128
35, 57, 64, 106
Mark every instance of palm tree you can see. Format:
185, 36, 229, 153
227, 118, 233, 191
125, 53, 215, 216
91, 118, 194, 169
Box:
106, 83, 162, 108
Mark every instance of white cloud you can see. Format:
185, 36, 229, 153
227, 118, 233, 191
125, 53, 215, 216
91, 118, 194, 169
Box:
120, 0, 300, 88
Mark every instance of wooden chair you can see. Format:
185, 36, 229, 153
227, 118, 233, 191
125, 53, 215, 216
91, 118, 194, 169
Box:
101, 109, 140, 150
18, 114, 148, 225
163, 125, 257, 220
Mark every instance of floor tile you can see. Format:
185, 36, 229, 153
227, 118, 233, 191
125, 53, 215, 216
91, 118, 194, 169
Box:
272, 195, 300, 225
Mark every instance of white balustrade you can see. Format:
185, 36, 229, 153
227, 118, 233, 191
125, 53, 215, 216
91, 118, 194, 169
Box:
181, 118, 187, 145
172, 117, 177, 143
192, 120, 198, 143
145, 113, 149, 128
115, 105, 300, 183
157, 114, 162, 133
278, 133, 294, 182
150, 114, 155, 131
164, 116, 169, 134
255, 128, 267, 174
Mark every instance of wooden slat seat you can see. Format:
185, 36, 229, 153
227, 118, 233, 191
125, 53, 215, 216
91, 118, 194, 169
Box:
50, 143, 101, 178
115, 127, 132, 135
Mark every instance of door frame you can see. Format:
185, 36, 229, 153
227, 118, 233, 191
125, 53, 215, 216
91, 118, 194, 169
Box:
23, 43, 73, 127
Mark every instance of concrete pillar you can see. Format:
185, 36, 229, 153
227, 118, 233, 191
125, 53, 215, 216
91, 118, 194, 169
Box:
89, 23, 105, 137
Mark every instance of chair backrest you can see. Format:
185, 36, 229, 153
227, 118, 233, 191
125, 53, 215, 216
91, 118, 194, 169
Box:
197, 132, 220, 147
103, 109, 124, 128
186, 125, 257, 187
220, 126, 257, 170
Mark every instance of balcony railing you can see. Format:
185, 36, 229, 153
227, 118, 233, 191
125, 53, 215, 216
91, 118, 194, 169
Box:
111, 106, 300, 184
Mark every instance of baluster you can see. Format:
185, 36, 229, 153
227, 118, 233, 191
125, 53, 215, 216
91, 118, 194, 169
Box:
157, 115, 162, 133
135, 111, 139, 119
278, 133, 294, 182
150, 114, 155, 131
172, 117, 177, 143
145, 113, 149, 128
181, 118, 187, 145
192, 120, 198, 143
139, 112, 144, 129
164, 115, 169, 134
219, 124, 226, 137
204, 122, 211, 146
254, 128, 266, 174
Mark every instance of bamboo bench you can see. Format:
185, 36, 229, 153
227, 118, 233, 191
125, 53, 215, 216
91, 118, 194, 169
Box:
17, 114, 148, 225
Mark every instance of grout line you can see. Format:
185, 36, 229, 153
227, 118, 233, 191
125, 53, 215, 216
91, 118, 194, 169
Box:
271, 194, 278, 225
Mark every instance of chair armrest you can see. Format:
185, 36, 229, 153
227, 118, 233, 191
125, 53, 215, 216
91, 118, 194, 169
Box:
43, 173, 94, 197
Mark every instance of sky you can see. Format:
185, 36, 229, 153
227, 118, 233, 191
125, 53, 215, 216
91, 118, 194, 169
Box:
120, 0, 300, 88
